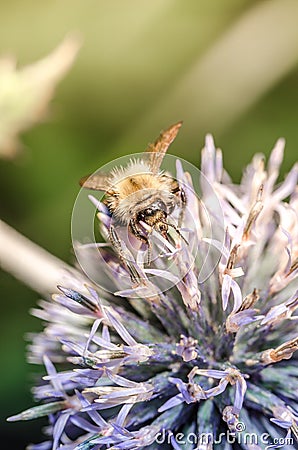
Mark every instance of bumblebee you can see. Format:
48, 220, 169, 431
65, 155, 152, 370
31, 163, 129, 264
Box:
80, 122, 186, 251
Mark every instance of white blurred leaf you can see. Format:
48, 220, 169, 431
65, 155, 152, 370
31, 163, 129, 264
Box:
0, 35, 81, 158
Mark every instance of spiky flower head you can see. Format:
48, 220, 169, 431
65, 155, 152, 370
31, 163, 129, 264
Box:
8, 133, 298, 449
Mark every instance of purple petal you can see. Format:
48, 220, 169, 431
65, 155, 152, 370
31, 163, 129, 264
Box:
144, 268, 181, 285
222, 274, 232, 310
43, 355, 64, 396
91, 334, 119, 350
268, 138, 285, 177
27, 442, 52, 450
215, 148, 223, 182
261, 304, 288, 325
233, 377, 247, 414
116, 403, 134, 427
105, 369, 140, 388
230, 279, 242, 312
102, 323, 110, 342
205, 379, 229, 398
168, 377, 193, 402
52, 412, 70, 450
105, 309, 138, 346
158, 393, 184, 412
228, 310, 262, 330
75, 390, 108, 428
84, 318, 103, 354
170, 433, 183, 450
88, 195, 108, 213
60, 340, 85, 356
70, 415, 101, 433
273, 163, 298, 202
270, 418, 292, 429
271, 164, 298, 203
201, 134, 216, 182
193, 369, 226, 379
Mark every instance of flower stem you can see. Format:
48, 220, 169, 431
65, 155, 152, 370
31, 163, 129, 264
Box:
0, 219, 79, 296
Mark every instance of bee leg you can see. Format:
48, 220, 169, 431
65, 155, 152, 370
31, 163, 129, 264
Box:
146, 244, 152, 265
167, 222, 189, 245
177, 187, 187, 227
171, 181, 187, 227
129, 219, 150, 245
129, 219, 152, 265
108, 225, 140, 283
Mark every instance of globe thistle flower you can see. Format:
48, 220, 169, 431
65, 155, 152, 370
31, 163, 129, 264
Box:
8, 132, 298, 450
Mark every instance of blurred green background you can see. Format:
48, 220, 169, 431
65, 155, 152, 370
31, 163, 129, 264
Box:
1, 0, 298, 448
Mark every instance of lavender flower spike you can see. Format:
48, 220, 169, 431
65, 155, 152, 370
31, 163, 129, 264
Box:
8, 131, 298, 449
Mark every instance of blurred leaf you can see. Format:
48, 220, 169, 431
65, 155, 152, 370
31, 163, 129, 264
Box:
0, 34, 81, 159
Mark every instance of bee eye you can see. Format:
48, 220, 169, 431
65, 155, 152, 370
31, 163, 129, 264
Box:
157, 201, 167, 212
137, 211, 145, 221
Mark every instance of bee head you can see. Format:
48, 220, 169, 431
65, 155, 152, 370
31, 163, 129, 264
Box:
155, 221, 168, 235
137, 201, 168, 229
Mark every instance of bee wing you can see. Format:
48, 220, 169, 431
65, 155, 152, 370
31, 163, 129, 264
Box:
79, 172, 110, 191
144, 121, 182, 173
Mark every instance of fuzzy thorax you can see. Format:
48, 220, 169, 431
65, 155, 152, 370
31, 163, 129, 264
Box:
104, 172, 175, 223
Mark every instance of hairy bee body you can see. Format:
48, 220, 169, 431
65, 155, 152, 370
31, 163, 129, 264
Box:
80, 122, 186, 248
105, 170, 178, 225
